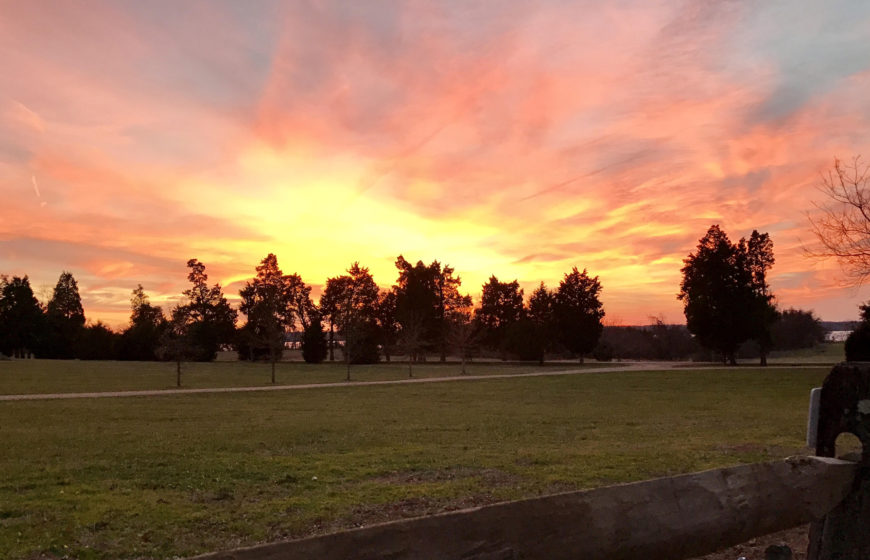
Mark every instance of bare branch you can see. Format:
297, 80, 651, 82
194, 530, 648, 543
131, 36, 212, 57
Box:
805, 156, 870, 285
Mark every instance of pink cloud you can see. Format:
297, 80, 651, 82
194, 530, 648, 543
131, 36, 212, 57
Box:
2, 2, 870, 326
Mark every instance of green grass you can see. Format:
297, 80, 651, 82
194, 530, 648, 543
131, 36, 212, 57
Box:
765, 342, 845, 364
0, 364, 829, 559
0, 360, 613, 395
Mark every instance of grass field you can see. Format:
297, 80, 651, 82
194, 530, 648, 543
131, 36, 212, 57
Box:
763, 341, 845, 364
0, 359, 620, 396
0, 362, 832, 559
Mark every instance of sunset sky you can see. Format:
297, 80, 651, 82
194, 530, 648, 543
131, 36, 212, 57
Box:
2, 1, 870, 328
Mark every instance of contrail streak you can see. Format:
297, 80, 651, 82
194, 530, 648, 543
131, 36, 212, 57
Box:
32, 175, 47, 206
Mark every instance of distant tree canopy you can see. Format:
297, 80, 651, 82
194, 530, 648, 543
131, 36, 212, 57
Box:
771, 308, 825, 350
678, 225, 776, 365
597, 320, 699, 361
1, 257, 619, 365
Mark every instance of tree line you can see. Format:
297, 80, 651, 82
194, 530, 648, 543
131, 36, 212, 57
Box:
0, 256, 606, 369
2, 228, 832, 368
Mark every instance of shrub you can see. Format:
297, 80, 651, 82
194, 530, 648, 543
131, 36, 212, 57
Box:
302, 318, 328, 364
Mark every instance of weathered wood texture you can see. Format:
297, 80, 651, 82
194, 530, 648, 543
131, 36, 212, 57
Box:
808, 363, 870, 560
192, 457, 854, 560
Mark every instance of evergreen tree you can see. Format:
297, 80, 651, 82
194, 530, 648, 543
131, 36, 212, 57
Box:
376, 290, 399, 362
554, 268, 605, 364
474, 275, 524, 353
44, 271, 86, 358
321, 263, 381, 371
392, 256, 471, 361
301, 314, 328, 363
0, 275, 44, 358
526, 282, 556, 363
239, 254, 289, 368
679, 225, 776, 365
119, 285, 166, 361
178, 259, 237, 361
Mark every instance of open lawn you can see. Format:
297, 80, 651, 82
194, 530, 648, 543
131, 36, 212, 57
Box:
763, 342, 845, 365
0, 364, 830, 559
0, 360, 614, 396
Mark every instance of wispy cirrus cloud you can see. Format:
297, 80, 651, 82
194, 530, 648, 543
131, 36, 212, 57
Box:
1, 0, 870, 326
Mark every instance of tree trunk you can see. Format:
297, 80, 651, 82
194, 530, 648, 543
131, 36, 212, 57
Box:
460, 356, 466, 375
760, 352, 768, 367
728, 352, 737, 366
408, 357, 413, 378
271, 352, 276, 384
579, 354, 584, 365
176, 360, 181, 387
329, 325, 335, 361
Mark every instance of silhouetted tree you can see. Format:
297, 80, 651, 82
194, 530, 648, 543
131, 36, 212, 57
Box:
179, 259, 237, 360
475, 275, 524, 354
393, 256, 437, 359
526, 282, 556, 364
323, 263, 381, 376
119, 285, 166, 361
376, 290, 399, 362
740, 231, 777, 365
679, 226, 775, 365
445, 296, 477, 374
393, 256, 472, 361
43, 271, 86, 358
301, 314, 328, 364
158, 304, 197, 386
554, 268, 604, 364
238, 254, 299, 381
397, 311, 426, 377
772, 308, 825, 350
0, 275, 43, 358
285, 272, 316, 331
320, 275, 349, 362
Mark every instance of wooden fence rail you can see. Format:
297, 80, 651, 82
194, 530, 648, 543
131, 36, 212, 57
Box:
193, 456, 855, 560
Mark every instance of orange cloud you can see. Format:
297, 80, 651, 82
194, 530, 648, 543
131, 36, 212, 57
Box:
2, 2, 870, 327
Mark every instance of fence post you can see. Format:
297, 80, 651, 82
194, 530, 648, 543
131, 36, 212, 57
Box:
808, 363, 870, 560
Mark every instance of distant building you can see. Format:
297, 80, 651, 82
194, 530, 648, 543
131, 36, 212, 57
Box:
825, 330, 852, 343
283, 332, 345, 349
283, 332, 304, 349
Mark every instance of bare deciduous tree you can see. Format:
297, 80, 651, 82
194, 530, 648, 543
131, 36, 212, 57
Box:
807, 157, 870, 284
446, 314, 478, 375
397, 312, 426, 378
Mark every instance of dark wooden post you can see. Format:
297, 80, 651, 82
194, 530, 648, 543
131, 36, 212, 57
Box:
808, 362, 870, 560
